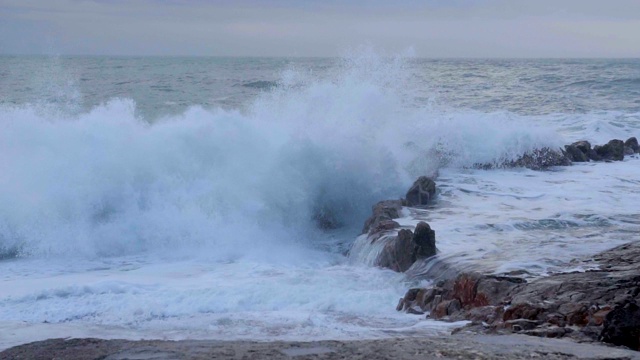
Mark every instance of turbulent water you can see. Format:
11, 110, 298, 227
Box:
1, 54, 640, 349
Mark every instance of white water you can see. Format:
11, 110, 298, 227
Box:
1, 55, 640, 349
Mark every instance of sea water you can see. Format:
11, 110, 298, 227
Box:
1, 53, 639, 349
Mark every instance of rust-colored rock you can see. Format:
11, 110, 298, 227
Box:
397, 241, 640, 349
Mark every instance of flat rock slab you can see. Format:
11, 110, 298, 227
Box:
2, 335, 639, 360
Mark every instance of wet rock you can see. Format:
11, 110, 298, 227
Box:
508, 147, 572, 170
413, 221, 436, 258
626, 137, 639, 153
600, 300, 640, 350
594, 139, 625, 161
572, 140, 603, 161
503, 303, 544, 321
399, 241, 640, 348
572, 140, 592, 155
564, 144, 589, 162
375, 229, 416, 272
362, 200, 403, 234
375, 222, 437, 273
405, 176, 436, 207
370, 220, 401, 234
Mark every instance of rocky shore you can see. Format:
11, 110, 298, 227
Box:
397, 242, 640, 349
355, 136, 640, 352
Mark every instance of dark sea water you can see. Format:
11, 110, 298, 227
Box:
0, 55, 639, 348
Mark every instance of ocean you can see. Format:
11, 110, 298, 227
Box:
1, 54, 639, 349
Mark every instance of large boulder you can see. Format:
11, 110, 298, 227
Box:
375, 221, 437, 272
405, 176, 436, 207
594, 139, 625, 161
600, 301, 640, 350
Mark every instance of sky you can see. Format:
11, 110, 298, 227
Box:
1, 0, 639, 58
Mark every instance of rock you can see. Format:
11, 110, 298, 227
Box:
572, 140, 592, 155
626, 137, 639, 153
594, 139, 625, 161
509, 147, 572, 170
399, 241, 640, 347
405, 176, 436, 207
564, 144, 588, 162
370, 220, 401, 234
362, 200, 403, 234
375, 229, 415, 272
374, 222, 437, 273
572, 140, 603, 161
413, 221, 436, 258
600, 300, 640, 350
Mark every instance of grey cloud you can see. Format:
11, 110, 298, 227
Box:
1, 0, 639, 57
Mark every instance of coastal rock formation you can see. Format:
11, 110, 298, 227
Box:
564, 144, 589, 162
362, 200, 403, 234
569, 140, 602, 161
398, 241, 640, 350
594, 139, 625, 161
405, 176, 437, 207
357, 177, 438, 272
374, 222, 437, 272
475, 147, 572, 170
507, 147, 572, 170
626, 137, 639, 154
601, 300, 640, 350
474, 136, 639, 171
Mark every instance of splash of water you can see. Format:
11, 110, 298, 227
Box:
0, 54, 563, 260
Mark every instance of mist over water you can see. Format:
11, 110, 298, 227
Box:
1, 53, 640, 347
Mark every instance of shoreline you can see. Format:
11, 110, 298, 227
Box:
2, 334, 640, 360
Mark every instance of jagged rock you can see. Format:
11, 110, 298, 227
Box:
375, 229, 416, 272
405, 176, 436, 207
569, 140, 602, 161
375, 222, 437, 273
594, 139, 625, 161
626, 137, 639, 153
600, 300, 640, 350
413, 221, 436, 258
509, 147, 572, 170
564, 144, 588, 162
398, 241, 640, 348
362, 200, 403, 234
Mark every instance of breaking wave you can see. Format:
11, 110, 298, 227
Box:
0, 54, 564, 260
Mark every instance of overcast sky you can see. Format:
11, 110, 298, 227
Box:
1, 0, 639, 57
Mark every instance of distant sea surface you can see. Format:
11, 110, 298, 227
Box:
1, 55, 639, 349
